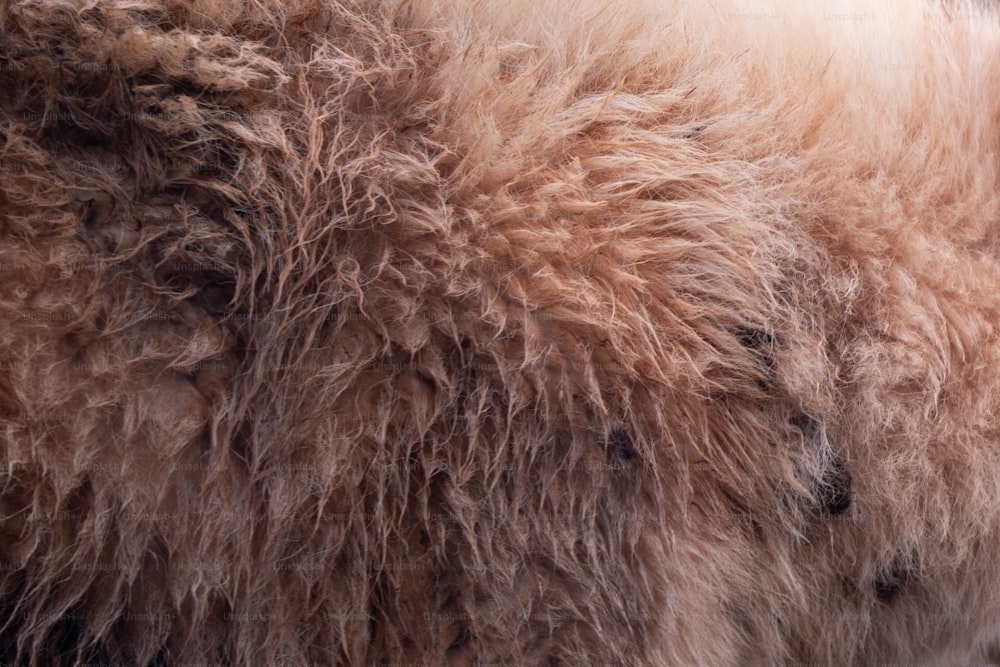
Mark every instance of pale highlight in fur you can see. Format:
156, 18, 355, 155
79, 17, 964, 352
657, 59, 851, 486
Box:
2, 0, 1000, 664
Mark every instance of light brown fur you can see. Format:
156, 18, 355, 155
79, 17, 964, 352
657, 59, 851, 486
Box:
2, 0, 1000, 664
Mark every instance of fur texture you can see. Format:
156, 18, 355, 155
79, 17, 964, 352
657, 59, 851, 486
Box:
2, 0, 1000, 664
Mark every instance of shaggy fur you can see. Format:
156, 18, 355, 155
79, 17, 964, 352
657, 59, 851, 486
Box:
2, 0, 1000, 663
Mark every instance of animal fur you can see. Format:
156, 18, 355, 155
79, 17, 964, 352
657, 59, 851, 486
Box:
2, 0, 1000, 664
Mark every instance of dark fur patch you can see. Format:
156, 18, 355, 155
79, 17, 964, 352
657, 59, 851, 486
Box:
448, 626, 473, 652
736, 327, 776, 390
790, 413, 819, 438
875, 555, 915, 603
607, 425, 634, 461
817, 455, 852, 516
736, 327, 775, 366
791, 414, 852, 517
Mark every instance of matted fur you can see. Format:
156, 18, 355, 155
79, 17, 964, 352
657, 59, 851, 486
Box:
2, 0, 1000, 664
